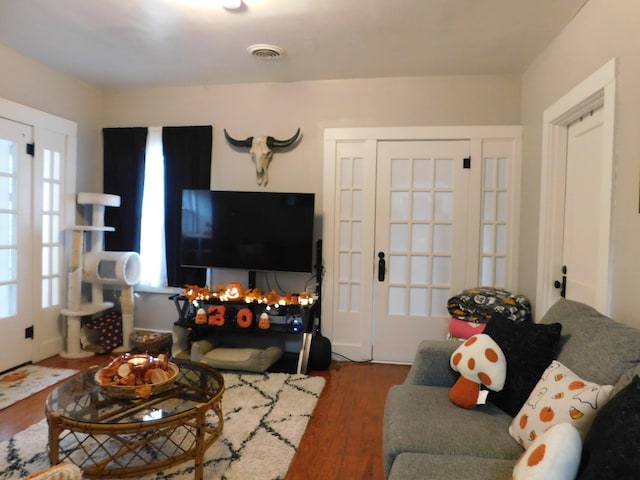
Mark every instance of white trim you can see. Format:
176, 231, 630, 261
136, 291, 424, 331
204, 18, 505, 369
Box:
535, 58, 617, 319
0, 97, 77, 135
0, 96, 78, 361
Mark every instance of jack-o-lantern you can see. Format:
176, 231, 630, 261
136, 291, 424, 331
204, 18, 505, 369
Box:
225, 282, 244, 300
208, 305, 226, 326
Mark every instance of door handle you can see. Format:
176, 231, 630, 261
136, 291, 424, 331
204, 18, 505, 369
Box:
553, 265, 567, 298
377, 252, 386, 282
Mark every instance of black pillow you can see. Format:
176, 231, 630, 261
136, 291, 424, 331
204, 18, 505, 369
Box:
578, 375, 640, 479
483, 316, 562, 416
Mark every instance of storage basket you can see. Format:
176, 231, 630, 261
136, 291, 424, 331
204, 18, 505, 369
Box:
130, 330, 172, 353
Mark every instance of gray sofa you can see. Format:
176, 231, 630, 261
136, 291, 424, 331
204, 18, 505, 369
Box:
383, 298, 640, 479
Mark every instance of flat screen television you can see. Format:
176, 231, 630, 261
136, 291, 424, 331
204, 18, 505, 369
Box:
180, 190, 315, 273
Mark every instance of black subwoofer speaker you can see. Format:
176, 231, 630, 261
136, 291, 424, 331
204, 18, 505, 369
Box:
309, 333, 332, 371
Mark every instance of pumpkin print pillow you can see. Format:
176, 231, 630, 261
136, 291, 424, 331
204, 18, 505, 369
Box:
509, 361, 613, 449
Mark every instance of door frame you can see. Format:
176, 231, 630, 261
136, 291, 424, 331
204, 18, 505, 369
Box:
323, 126, 522, 361
0, 97, 77, 361
535, 58, 617, 319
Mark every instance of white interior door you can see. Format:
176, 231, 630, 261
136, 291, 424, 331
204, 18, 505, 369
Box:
373, 140, 470, 362
560, 107, 605, 305
0, 117, 33, 372
536, 59, 615, 318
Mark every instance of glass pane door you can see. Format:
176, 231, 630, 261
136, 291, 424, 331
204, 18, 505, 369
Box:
373, 140, 470, 363
0, 118, 33, 372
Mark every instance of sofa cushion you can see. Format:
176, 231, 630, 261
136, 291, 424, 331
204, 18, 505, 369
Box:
389, 452, 515, 480
578, 374, 640, 479
383, 384, 522, 477
540, 299, 640, 387
483, 316, 562, 416
509, 361, 613, 448
511, 422, 581, 480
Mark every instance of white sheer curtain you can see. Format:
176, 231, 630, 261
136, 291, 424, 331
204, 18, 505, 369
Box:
139, 126, 167, 288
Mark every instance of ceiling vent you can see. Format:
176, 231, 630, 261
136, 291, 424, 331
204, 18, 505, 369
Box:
247, 44, 285, 60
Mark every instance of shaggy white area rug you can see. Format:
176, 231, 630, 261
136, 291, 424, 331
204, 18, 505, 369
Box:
0, 371, 325, 480
0, 365, 78, 411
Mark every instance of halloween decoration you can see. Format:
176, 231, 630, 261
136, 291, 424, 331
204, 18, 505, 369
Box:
236, 308, 254, 328
224, 128, 301, 186
195, 308, 207, 324
258, 312, 271, 329
449, 333, 507, 409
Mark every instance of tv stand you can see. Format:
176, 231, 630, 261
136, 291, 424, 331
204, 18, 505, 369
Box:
170, 295, 318, 374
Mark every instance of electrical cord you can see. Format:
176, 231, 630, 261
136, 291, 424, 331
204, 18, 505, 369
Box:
331, 351, 372, 364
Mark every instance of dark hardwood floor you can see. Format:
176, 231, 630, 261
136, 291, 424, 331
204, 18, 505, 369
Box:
0, 355, 410, 480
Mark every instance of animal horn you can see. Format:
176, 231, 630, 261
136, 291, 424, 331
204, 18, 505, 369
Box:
224, 129, 253, 148
267, 128, 301, 148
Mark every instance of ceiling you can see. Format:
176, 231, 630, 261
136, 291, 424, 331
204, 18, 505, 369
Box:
0, 0, 589, 88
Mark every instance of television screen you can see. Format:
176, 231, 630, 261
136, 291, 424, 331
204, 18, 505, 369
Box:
180, 190, 315, 273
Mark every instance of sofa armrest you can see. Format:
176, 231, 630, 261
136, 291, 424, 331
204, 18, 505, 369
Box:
404, 340, 459, 387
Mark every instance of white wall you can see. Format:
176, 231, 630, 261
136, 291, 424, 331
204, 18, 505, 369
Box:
1, 41, 524, 338
520, 0, 640, 327
102, 75, 522, 331
0, 44, 103, 194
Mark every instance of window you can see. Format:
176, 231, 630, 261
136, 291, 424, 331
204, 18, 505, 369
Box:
139, 127, 167, 289
103, 125, 212, 288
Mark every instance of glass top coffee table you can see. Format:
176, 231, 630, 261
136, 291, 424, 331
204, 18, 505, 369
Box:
45, 359, 224, 479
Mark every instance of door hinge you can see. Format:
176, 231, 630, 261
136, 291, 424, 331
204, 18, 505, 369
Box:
463, 157, 471, 169
26, 143, 35, 156
25, 325, 34, 339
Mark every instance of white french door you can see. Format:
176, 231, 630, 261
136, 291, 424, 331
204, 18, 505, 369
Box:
0, 98, 77, 371
0, 118, 33, 372
373, 140, 470, 362
323, 126, 521, 363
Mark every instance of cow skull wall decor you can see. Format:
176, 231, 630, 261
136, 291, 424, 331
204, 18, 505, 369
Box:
224, 128, 301, 186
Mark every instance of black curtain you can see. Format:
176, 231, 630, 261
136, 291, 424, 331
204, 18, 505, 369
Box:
163, 126, 212, 287
102, 127, 148, 252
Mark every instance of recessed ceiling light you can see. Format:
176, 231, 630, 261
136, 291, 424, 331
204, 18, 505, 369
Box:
247, 44, 286, 60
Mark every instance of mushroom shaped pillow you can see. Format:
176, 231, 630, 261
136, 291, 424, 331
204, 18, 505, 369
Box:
510, 422, 581, 480
449, 333, 507, 409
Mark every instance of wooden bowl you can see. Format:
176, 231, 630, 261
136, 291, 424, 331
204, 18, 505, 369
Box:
95, 362, 179, 399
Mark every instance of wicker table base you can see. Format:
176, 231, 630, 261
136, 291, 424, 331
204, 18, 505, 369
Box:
45, 360, 224, 479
